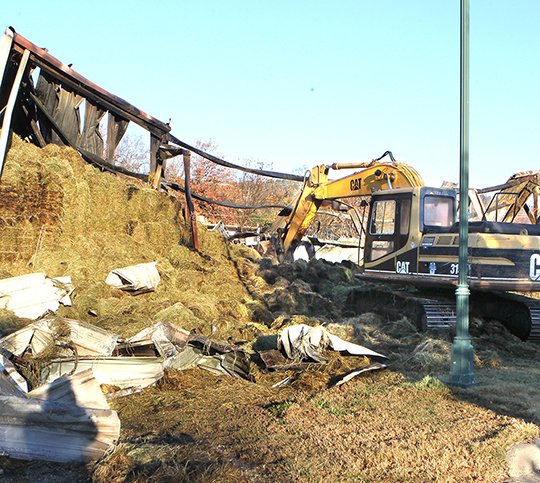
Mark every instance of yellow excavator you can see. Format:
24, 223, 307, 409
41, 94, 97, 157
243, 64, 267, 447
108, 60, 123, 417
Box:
275, 152, 540, 341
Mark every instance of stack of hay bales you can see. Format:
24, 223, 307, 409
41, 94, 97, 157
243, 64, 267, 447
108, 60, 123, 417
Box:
0, 137, 265, 339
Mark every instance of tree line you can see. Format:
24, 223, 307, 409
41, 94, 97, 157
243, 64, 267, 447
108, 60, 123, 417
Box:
113, 135, 300, 228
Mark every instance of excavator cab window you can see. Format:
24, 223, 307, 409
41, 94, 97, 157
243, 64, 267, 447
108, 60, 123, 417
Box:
400, 199, 411, 235
422, 195, 455, 232
365, 191, 416, 264
367, 196, 412, 262
370, 200, 396, 235
368, 199, 396, 260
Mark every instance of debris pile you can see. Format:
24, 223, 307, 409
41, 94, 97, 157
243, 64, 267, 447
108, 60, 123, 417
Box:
258, 324, 387, 387
0, 369, 120, 463
0, 315, 250, 463
0, 273, 73, 321
0, 309, 386, 464
0, 317, 250, 384
105, 262, 160, 294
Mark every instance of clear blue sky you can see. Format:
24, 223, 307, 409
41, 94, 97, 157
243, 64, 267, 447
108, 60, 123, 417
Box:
3, 1, 539, 187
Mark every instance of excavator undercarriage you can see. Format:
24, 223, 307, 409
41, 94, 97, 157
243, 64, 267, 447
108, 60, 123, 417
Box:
345, 283, 540, 342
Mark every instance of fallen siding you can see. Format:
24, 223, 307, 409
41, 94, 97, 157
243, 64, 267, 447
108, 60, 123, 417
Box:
0, 369, 120, 463
0, 273, 73, 320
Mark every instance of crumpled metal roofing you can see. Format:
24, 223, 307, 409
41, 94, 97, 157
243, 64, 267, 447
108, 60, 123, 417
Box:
0, 273, 74, 320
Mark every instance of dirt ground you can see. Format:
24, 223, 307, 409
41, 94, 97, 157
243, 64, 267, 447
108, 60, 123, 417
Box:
1, 138, 539, 482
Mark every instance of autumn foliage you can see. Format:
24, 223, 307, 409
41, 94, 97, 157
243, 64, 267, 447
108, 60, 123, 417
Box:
168, 140, 298, 228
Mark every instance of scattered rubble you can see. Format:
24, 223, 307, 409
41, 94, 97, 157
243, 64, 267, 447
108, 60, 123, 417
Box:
0, 138, 538, 479
0, 317, 118, 359
0, 368, 120, 463
331, 362, 387, 387
0, 317, 254, 393
0, 309, 387, 465
279, 323, 387, 362
45, 356, 165, 391
258, 323, 387, 385
506, 439, 540, 482
0, 352, 27, 395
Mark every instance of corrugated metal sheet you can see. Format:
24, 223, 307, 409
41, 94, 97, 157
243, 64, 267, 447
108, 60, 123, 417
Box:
47, 357, 165, 389
105, 262, 160, 294
0, 369, 120, 463
0, 273, 73, 320
0, 317, 118, 357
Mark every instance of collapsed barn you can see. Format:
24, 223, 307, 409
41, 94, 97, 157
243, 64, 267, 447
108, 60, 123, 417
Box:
1, 27, 540, 482
2, 27, 540, 258
0, 27, 304, 253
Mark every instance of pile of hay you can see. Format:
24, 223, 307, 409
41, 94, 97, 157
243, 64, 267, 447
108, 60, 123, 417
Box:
2, 138, 539, 380
0, 137, 270, 340
0, 138, 365, 345
1, 137, 473, 379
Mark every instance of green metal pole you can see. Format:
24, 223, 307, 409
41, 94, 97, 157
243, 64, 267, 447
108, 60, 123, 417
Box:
449, 0, 475, 387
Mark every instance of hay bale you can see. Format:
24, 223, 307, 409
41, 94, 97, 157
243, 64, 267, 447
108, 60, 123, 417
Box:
0, 309, 31, 337
475, 349, 503, 368
0, 137, 267, 337
323, 321, 357, 342
246, 275, 268, 292
166, 245, 198, 270
0, 269, 13, 279
245, 300, 274, 326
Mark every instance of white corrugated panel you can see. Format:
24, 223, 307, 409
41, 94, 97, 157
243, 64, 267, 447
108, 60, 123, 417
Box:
0, 273, 74, 319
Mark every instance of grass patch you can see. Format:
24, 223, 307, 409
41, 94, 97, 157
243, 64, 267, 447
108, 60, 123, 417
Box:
105, 369, 537, 482
405, 375, 449, 391
315, 397, 350, 416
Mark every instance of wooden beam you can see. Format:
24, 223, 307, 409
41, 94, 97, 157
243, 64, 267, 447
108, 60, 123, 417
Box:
0, 49, 30, 176
149, 133, 162, 189
21, 103, 46, 147
30, 90, 147, 181
183, 150, 199, 250
523, 204, 536, 224
0, 29, 14, 89
105, 112, 129, 162
11, 33, 170, 137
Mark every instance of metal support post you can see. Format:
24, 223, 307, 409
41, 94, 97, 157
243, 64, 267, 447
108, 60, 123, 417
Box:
183, 150, 199, 250
449, 0, 475, 387
0, 29, 14, 88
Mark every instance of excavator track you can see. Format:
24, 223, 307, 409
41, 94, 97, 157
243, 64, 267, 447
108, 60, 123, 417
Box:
344, 286, 456, 333
345, 284, 540, 342
504, 294, 540, 343
518, 298, 540, 342
419, 300, 456, 330
468, 291, 540, 342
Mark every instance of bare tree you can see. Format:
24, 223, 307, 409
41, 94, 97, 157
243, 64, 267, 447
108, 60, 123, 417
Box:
234, 160, 296, 227
113, 133, 149, 173
97, 122, 150, 174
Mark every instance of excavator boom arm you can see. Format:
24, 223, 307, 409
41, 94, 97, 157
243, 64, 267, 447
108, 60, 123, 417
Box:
280, 159, 424, 253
